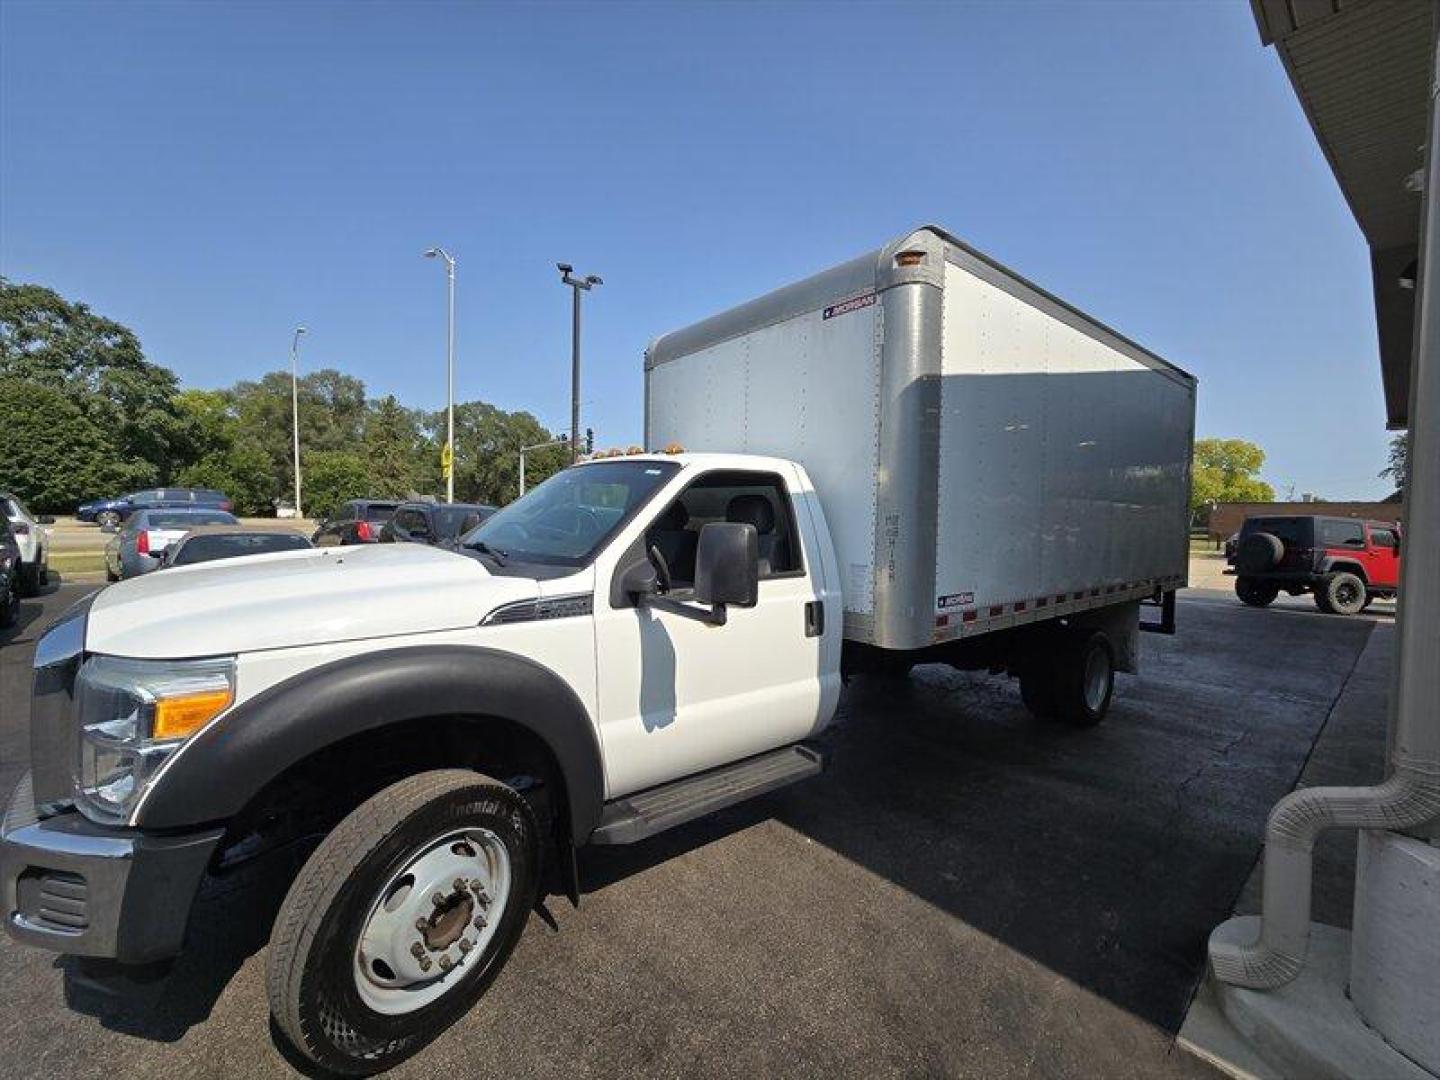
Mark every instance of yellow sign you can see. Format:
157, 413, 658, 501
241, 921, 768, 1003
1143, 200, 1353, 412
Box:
441, 442, 454, 477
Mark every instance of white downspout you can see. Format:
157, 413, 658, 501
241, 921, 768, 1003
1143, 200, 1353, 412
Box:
1209, 44, 1440, 991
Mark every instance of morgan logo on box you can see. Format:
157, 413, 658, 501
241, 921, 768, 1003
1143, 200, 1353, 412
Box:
938, 592, 974, 610
823, 292, 876, 320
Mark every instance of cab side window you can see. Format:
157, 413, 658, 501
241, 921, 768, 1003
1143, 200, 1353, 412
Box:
1320, 519, 1365, 547
1370, 527, 1398, 549
646, 470, 803, 588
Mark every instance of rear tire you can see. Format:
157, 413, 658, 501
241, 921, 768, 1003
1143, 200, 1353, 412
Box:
18, 561, 43, 597
1318, 572, 1366, 617
1053, 631, 1115, 727
267, 769, 540, 1076
1235, 577, 1279, 608
0, 574, 18, 628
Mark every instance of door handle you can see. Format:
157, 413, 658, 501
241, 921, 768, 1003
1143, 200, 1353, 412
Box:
804, 600, 824, 638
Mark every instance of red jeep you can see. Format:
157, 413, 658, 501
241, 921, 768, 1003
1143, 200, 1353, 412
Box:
1228, 514, 1400, 615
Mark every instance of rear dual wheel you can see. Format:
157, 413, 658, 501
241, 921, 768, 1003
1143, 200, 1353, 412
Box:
1019, 630, 1114, 727
267, 770, 540, 1075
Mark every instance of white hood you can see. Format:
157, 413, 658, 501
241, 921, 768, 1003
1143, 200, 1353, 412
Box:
86, 543, 538, 659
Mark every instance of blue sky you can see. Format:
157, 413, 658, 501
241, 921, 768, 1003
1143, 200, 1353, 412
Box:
0, 0, 1390, 498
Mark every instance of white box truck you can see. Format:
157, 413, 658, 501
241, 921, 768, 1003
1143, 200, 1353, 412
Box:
647, 224, 1194, 671
2, 225, 1193, 1074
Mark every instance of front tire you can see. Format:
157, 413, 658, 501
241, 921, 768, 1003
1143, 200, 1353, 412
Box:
267, 770, 540, 1075
0, 574, 17, 628
1317, 572, 1366, 617
18, 560, 44, 597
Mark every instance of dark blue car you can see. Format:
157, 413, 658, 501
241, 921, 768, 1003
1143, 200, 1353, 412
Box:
79, 487, 233, 527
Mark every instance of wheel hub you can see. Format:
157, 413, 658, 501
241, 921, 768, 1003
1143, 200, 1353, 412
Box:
420, 890, 474, 952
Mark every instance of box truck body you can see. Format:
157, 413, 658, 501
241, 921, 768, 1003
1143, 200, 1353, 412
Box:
646, 225, 1196, 651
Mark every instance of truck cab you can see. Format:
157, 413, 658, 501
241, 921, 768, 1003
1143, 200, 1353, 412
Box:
2, 451, 840, 1075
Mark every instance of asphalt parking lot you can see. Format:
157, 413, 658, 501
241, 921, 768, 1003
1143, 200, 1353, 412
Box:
0, 578, 1384, 1078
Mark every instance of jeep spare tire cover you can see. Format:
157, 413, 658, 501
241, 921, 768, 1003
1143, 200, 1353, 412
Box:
1237, 532, 1284, 574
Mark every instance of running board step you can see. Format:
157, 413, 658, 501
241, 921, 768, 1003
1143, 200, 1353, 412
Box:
589, 743, 824, 846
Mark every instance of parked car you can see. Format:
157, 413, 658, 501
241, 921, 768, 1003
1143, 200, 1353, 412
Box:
0, 517, 20, 628
1229, 514, 1400, 615
84, 488, 233, 528
311, 499, 400, 546
0, 492, 53, 595
380, 501, 496, 548
158, 525, 312, 569
105, 509, 240, 581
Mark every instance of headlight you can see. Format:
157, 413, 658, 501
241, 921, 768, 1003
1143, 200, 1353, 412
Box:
75, 656, 235, 824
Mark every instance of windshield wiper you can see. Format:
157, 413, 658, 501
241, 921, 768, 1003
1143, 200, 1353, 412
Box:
466, 540, 509, 566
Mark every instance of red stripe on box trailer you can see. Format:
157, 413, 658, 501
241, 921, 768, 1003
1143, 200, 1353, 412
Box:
935, 614, 949, 628
962, 611, 977, 623
1013, 601, 1026, 612
989, 605, 1004, 617
1036, 598, 1048, 608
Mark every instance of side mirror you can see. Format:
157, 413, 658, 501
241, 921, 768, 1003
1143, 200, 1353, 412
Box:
620, 558, 658, 599
695, 522, 758, 608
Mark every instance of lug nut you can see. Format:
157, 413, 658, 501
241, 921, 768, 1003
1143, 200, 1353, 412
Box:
438, 955, 453, 972
418, 956, 432, 972
415, 917, 429, 931
458, 939, 473, 954
453, 877, 466, 891
473, 915, 487, 929
473, 887, 490, 904
432, 892, 446, 907
410, 942, 424, 958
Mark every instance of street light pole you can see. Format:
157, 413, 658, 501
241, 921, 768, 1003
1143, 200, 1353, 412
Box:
290, 326, 307, 519
557, 264, 602, 461
425, 247, 457, 503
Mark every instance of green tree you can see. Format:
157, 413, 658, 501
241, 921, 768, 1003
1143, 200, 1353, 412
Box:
437, 401, 565, 506
1380, 431, 1408, 493
0, 279, 185, 479
231, 368, 370, 503
1191, 437, 1275, 518
303, 451, 374, 520
365, 395, 428, 498
0, 377, 154, 510
176, 441, 277, 516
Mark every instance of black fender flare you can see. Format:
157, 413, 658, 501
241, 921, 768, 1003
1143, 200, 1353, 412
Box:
1319, 558, 1368, 583
134, 645, 605, 842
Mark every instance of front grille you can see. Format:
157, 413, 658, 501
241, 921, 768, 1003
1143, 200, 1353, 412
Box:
17, 868, 88, 932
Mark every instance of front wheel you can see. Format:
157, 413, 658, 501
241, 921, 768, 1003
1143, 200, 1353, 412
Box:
96, 510, 120, 529
1317, 572, 1366, 617
267, 770, 540, 1075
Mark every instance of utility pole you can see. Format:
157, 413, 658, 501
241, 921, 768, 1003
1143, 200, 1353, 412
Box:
424, 247, 457, 502
290, 326, 307, 519
557, 264, 602, 460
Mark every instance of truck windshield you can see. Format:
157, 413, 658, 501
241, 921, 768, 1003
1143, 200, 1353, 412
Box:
461, 460, 680, 567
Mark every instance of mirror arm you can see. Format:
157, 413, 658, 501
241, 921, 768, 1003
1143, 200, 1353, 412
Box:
640, 594, 728, 627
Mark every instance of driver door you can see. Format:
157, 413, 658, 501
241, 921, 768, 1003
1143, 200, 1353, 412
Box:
592, 466, 832, 799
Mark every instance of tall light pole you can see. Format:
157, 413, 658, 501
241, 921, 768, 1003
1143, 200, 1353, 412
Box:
557, 263, 602, 460
424, 247, 457, 503
290, 326, 307, 519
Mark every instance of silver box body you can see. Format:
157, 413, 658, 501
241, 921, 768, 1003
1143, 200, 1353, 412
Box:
646, 226, 1195, 649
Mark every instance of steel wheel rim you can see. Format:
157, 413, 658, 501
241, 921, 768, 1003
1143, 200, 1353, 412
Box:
1083, 648, 1109, 713
1336, 580, 1360, 607
352, 827, 512, 1015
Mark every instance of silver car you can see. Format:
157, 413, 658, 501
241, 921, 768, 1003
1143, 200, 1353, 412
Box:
105, 509, 240, 581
